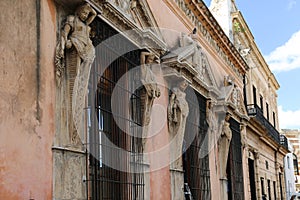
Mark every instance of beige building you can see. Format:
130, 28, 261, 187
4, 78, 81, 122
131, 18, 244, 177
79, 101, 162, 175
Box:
228, 2, 290, 200
0, 0, 289, 199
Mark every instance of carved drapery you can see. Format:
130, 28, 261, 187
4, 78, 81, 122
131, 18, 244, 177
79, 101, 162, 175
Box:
218, 113, 232, 179
168, 80, 189, 170
140, 51, 161, 151
55, 3, 97, 145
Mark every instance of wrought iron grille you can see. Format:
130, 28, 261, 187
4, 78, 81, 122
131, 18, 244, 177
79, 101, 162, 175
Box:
88, 19, 144, 200
247, 104, 280, 144
183, 88, 211, 200
227, 118, 244, 200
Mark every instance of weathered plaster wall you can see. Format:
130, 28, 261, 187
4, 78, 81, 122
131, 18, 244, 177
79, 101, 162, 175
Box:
0, 0, 56, 199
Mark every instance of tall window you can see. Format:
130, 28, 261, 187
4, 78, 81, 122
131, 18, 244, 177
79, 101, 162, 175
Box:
252, 86, 257, 105
88, 19, 144, 200
293, 154, 299, 175
260, 95, 264, 113
266, 102, 269, 120
267, 179, 271, 200
248, 158, 257, 200
273, 112, 276, 128
273, 181, 277, 200
227, 118, 244, 200
279, 173, 283, 200
261, 177, 265, 196
183, 88, 211, 200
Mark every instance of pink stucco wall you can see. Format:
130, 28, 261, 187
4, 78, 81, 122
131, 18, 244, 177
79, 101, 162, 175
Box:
0, 0, 56, 199
147, 67, 171, 200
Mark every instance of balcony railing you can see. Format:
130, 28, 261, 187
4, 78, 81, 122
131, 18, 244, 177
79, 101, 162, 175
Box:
280, 135, 289, 150
246, 104, 281, 144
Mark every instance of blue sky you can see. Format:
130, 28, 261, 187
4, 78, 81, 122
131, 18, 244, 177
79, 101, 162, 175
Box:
203, 0, 300, 129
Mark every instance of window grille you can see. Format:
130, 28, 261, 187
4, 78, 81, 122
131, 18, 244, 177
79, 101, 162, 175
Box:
227, 118, 244, 200
183, 88, 211, 200
88, 19, 144, 200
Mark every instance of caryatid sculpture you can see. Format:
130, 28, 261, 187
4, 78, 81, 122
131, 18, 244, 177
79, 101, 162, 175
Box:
218, 113, 232, 179
55, 3, 97, 142
139, 51, 161, 151
168, 80, 189, 169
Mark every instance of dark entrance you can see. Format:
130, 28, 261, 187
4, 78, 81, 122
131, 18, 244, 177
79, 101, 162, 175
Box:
248, 158, 257, 200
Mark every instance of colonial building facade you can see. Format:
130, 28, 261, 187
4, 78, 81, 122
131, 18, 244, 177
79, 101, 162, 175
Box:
0, 0, 289, 200
226, 2, 290, 200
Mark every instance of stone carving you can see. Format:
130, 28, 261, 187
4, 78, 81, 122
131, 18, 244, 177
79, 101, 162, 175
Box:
240, 124, 247, 148
168, 80, 189, 169
55, 3, 97, 142
218, 113, 232, 179
174, 0, 243, 79
110, 0, 133, 16
230, 84, 247, 114
231, 85, 239, 106
180, 29, 205, 80
140, 51, 160, 151
207, 100, 218, 150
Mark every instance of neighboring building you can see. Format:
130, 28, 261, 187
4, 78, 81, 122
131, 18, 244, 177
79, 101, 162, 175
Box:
282, 129, 300, 191
211, 0, 290, 200
284, 143, 296, 200
0, 0, 289, 200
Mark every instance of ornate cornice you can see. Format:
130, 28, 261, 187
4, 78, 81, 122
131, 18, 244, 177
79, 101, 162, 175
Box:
87, 0, 167, 53
232, 11, 280, 90
168, 0, 249, 79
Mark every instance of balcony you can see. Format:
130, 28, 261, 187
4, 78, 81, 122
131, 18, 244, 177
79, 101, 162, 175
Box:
280, 135, 289, 150
246, 104, 280, 144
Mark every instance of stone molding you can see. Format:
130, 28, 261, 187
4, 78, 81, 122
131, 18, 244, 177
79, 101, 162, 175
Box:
89, 0, 167, 53
166, 0, 248, 79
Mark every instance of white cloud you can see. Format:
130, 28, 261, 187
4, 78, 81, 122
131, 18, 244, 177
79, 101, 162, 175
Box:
265, 30, 300, 72
288, 0, 297, 10
278, 105, 300, 129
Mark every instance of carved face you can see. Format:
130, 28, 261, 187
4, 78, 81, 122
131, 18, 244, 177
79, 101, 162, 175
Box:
179, 81, 188, 91
78, 8, 89, 21
146, 55, 155, 64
